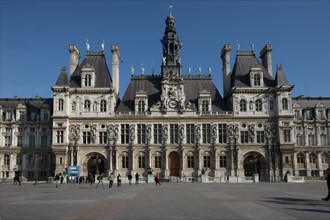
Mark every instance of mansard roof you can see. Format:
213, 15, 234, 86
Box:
231, 52, 274, 87
55, 68, 69, 86
274, 66, 290, 86
117, 75, 228, 112
0, 98, 53, 111
69, 52, 113, 88
292, 97, 330, 109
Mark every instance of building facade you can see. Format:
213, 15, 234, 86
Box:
1, 13, 329, 182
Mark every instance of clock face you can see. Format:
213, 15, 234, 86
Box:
168, 99, 178, 109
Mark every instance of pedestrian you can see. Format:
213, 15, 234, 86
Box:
128, 173, 132, 185
89, 172, 94, 185
96, 173, 105, 189
60, 173, 64, 184
135, 172, 140, 185
226, 176, 229, 183
117, 173, 121, 187
155, 172, 161, 186
108, 172, 115, 188
54, 173, 60, 188
322, 168, 330, 201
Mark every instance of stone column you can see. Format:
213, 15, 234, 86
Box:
317, 151, 322, 176
22, 153, 27, 178
131, 148, 135, 171
164, 147, 168, 177
305, 152, 310, 176
180, 149, 185, 177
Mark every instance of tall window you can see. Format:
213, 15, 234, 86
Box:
254, 74, 261, 86
155, 155, 162, 168
138, 100, 145, 112
308, 134, 315, 146
296, 135, 303, 146
29, 136, 36, 147
138, 156, 145, 168
202, 100, 209, 112
320, 134, 327, 146
137, 124, 146, 144
56, 131, 64, 144
122, 155, 129, 168
282, 98, 288, 110
121, 124, 130, 144
203, 155, 211, 168
202, 124, 211, 144
5, 136, 11, 147
153, 124, 163, 144
255, 99, 262, 112
17, 136, 23, 147
309, 153, 317, 164
83, 132, 91, 144
100, 100, 107, 112
16, 154, 22, 165
187, 155, 194, 168
240, 131, 249, 143
220, 154, 227, 168
256, 131, 265, 143
4, 154, 10, 165
99, 132, 107, 144
186, 124, 195, 144
84, 74, 91, 86
84, 100, 91, 112
218, 124, 227, 143
41, 135, 48, 146
284, 130, 291, 143
240, 100, 247, 112
170, 124, 179, 144
58, 99, 64, 111
297, 153, 304, 164
321, 153, 329, 164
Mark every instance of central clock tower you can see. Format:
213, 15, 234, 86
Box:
160, 13, 186, 112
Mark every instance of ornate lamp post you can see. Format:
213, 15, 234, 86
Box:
94, 154, 101, 175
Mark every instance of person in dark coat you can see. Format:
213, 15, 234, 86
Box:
322, 168, 330, 201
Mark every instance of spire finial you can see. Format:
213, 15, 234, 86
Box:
86, 39, 90, 52
168, 5, 173, 16
101, 40, 105, 52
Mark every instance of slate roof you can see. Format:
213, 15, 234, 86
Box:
292, 97, 330, 109
231, 52, 274, 87
117, 75, 228, 112
68, 52, 112, 88
55, 68, 69, 86
274, 66, 290, 86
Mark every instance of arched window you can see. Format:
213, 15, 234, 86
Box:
58, 99, 64, 111
219, 151, 227, 168
297, 153, 304, 164
202, 100, 209, 112
100, 100, 107, 112
255, 99, 262, 111
84, 74, 92, 86
138, 100, 145, 112
269, 100, 274, 110
240, 100, 247, 112
4, 154, 10, 165
321, 153, 329, 164
84, 100, 91, 112
254, 74, 261, 86
309, 153, 317, 164
282, 98, 288, 110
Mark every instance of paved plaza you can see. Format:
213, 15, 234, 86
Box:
0, 180, 329, 220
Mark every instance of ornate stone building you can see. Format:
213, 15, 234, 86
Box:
1, 13, 329, 182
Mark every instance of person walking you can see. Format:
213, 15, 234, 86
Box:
322, 168, 330, 201
88, 172, 94, 185
135, 172, 140, 185
54, 173, 60, 188
117, 173, 122, 187
128, 173, 132, 185
108, 172, 115, 188
155, 172, 161, 186
96, 173, 105, 189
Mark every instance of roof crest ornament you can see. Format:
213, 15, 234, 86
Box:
101, 40, 105, 52
237, 42, 240, 53
251, 43, 255, 53
86, 39, 90, 52
168, 5, 173, 16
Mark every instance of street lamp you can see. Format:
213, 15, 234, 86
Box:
249, 156, 258, 174
33, 153, 42, 185
94, 154, 101, 175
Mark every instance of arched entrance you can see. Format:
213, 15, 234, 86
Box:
87, 154, 105, 177
168, 151, 180, 176
243, 154, 261, 176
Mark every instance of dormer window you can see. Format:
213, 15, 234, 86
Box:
84, 74, 92, 87
240, 100, 247, 112
254, 74, 261, 86
100, 100, 107, 112
198, 90, 211, 113
58, 99, 64, 111
84, 100, 91, 112
135, 90, 148, 113
202, 100, 209, 112
138, 100, 145, 112
282, 98, 288, 110
255, 99, 262, 111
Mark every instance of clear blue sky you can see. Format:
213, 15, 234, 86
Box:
1, 0, 329, 99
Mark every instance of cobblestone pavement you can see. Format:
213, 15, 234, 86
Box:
1, 181, 329, 220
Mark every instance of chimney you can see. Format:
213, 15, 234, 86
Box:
221, 44, 231, 96
111, 44, 120, 97
69, 45, 80, 75
260, 44, 273, 77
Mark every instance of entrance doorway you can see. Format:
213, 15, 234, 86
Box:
87, 154, 105, 177
168, 151, 180, 176
243, 154, 261, 176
